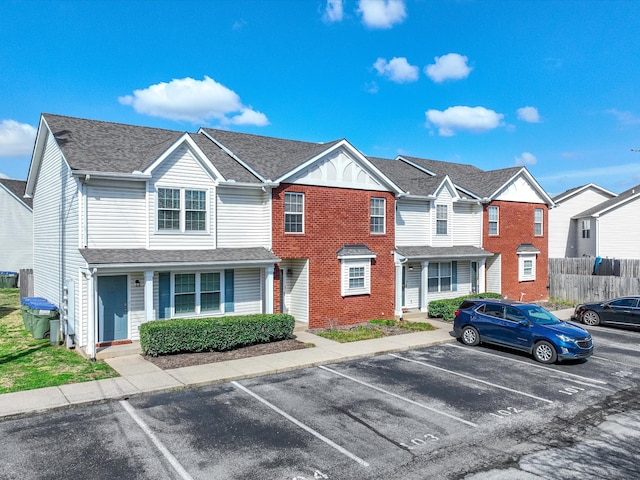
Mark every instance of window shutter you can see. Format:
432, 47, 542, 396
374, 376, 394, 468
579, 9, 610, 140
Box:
158, 272, 171, 319
452, 261, 457, 292
224, 269, 234, 312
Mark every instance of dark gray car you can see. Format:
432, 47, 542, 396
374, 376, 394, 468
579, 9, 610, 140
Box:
572, 296, 640, 329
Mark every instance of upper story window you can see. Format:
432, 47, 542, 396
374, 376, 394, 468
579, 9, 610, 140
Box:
488, 206, 499, 236
370, 197, 386, 234
158, 187, 207, 232
284, 192, 304, 233
534, 208, 543, 236
436, 204, 448, 235
581, 219, 591, 239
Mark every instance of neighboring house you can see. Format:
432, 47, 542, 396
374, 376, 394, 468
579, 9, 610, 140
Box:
571, 184, 640, 259
0, 178, 33, 273
369, 157, 492, 317
397, 156, 554, 303
549, 183, 616, 258
200, 129, 402, 328
26, 114, 279, 358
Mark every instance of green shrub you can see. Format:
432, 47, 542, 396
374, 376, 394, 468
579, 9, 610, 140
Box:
428, 292, 502, 322
140, 313, 295, 356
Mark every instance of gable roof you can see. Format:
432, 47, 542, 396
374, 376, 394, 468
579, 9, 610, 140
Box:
200, 128, 342, 181
552, 183, 617, 203
0, 179, 32, 209
573, 184, 640, 219
398, 155, 553, 205
368, 157, 443, 197
42, 113, 182, 174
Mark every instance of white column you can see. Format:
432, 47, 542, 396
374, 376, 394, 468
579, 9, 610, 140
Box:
86, 270, 96, 360
479, 258, 486, 294
420, 261, 429, 312
394, 260, 403, 318
265, 265, 274, 314
144, 270, 154, 322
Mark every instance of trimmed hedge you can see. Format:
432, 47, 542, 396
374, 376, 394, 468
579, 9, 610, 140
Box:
428, 292, 503, 322
140, 313, 295, 356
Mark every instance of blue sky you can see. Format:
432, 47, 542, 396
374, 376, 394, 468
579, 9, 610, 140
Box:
1, 0, 639, 196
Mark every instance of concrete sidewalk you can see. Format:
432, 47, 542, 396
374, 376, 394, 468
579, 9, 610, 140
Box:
0, 309, 575, 420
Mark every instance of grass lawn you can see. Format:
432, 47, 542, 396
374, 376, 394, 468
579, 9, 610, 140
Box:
0, 288, 118, 394
315, 319, 435, 343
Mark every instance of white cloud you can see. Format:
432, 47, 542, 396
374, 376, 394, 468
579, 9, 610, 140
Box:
424, 53, 472, 83
118, 76, 269, 126
373, 57, 419, 83
515, 152, 537, 166
323, 0, 343, 22
517, 106, 541, 123
365, 81, 379, 94
0, 120, 37, 157
358, 0, 406, 29
606, 109, 640, 126
425, 106, 504, 136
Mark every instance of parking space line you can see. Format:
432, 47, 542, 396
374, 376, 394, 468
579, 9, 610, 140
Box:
120, 400, 194, 480
231, 381, 370, 467
389, 354, 554, 404
318, 365, 478, 428
592, 355, 640, 367
445, 344, 609, 386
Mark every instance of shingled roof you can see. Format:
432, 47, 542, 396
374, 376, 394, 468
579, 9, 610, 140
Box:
0, 178, 32, 209
42, 113, 182, 173
201, 128, 342, 181
573, 183, 640, 219
368, 157, 444, 197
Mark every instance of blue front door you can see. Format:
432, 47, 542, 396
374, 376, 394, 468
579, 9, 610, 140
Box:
98, 275, 128, 343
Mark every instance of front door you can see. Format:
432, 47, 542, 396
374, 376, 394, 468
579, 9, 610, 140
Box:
98, 275, 128, 343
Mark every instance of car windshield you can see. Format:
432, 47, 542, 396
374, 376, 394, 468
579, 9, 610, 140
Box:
521, 306, 561, 325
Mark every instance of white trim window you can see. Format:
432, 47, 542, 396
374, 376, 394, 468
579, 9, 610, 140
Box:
534, 208, 543, 236
174, 272, 222, 315
157, 187, 207, 232
284, 192, 304, 233
518, 254, 536, 282
341, 259, 371, 296
488, 206, 499, 236
428, 262, 451, 292
370, 197, 386, 234
436, 204, 448, 235
581, 219, 591, 239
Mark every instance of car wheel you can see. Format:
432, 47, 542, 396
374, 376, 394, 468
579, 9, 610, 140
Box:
582, 310, 600, 326
460, 326, 480, 346
533, 340, 558, 364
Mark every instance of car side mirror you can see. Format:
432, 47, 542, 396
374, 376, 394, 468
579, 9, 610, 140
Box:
518, 319, 531, 326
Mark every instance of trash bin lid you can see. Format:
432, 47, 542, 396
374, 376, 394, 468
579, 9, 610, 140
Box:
21, 297, 46, 307
0, 271, 17, 275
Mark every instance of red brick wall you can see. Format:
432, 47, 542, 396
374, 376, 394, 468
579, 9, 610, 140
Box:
272, 184, 396, 328
483, 201, 549, 302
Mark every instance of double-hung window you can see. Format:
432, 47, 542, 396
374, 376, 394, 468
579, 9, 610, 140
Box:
174, 272, 222, 315
436, 205, 448, 235
157, 187, 207, 232
581, 219, 591, 239
488, 206, 499, 235
534, 208, 543, 236
518, 255, 536, 281
370, 197, 386, 234
284, 192, 304, 233
428, 262, 452, 292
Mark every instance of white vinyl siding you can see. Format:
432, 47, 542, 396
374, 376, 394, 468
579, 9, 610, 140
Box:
86, 184, 146, 248
452, 202, 482, 246
129, 273, 145, 341
404, 264, 421, 309
596, 201, 640, 259
282, 259, 309, 323
396, 201, 429, 246
149, 145, 217, 249
486, 255, 502, 294
217, 187, 271, 248
575, 217, 597, 257
233, 268, 263, 315
0, 185, 33, 271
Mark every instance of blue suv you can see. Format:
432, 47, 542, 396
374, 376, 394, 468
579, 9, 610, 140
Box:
453, 299, 593, 363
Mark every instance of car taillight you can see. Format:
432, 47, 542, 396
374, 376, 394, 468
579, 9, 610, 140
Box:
454, 310, 460, 317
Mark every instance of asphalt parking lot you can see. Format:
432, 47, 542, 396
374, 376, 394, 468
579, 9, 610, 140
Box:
2, 324, 640, 480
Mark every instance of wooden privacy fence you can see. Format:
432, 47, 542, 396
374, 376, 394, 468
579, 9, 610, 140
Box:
19, 268, 33, 298
549, 258, 640, 303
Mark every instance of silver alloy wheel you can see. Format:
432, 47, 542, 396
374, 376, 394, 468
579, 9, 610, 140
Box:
582, 310, 600, 326
461, 326, 479, 346
534, 341, 557, 364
